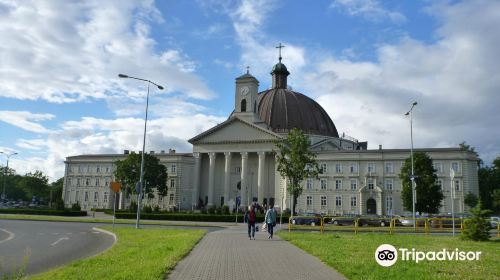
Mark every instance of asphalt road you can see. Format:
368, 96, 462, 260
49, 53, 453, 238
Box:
0, 220, 115, 276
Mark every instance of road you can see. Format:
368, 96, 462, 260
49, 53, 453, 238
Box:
0, 220, 115, 276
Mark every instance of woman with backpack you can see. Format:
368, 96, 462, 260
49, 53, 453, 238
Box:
245, 205, 256, 240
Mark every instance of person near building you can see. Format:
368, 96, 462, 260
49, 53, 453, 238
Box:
265, 205, 276, 239
244, 205, 256, 240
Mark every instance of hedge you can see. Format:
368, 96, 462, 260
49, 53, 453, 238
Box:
114, 212, 291, 223
0, 208, 87, 216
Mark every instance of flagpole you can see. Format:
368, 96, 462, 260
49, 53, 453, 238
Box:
450, 168, 455, 236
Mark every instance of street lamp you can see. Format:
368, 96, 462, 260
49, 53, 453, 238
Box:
0, 151, 18, 201
118, 73, 164, 229
405, 101, 418, 231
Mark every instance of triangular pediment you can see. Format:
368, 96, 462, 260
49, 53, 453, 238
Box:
189, 117, 282, 144
310, 139, 341, 151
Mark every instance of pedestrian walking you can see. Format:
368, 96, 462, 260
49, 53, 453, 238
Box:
244, 205, 256, 240
265, 205, 276, 239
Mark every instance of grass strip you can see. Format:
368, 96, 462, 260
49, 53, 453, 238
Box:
29, 227, 205, 280
279, 231, 500, 280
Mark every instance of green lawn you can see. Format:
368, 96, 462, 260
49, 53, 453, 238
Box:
278, 232, 500, 280
29, 227, 205, 280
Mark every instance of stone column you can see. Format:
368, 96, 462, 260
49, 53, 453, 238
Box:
207, 152, 216, 207
240, 152, 248, 208
192, 152, 201, 208
257, 151, 265, 205
223, 152, 232, 205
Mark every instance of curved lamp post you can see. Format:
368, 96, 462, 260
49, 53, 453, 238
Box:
0, 151, 18, 201
405, 101, 418, 231
118, 74, 164, 229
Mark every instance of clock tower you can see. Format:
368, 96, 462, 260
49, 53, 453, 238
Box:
232, 68, 260, 123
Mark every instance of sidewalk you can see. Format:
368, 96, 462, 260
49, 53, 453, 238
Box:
166, 224, 346, 280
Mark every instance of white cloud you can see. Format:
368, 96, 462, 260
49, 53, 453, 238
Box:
330, 0, 407, 23
11, 113, 226, 179
0, 111, 54, 133
0, 0, 215, 103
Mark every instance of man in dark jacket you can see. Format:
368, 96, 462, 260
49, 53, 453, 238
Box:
244, 205, 256, 240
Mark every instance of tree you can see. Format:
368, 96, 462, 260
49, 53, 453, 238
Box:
18, 171, 49, 202
461, 200, 491, 241
275, 128, 319, 215
478, 155, 500, 212
492, 189, 500, 213
114, 152, 168, 199
50, 177, 64, 209
399, 151, 444, 214
464, 193, 479, 208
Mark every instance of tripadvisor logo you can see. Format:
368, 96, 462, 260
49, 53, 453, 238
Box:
375, 244, 482, 267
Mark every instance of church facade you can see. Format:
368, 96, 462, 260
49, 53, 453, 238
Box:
62, 59, 479, 216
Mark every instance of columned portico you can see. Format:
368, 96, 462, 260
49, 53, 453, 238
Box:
240, 152, 248, 208
207, 152, 216, 207
223, 152, 232, 205
192, 152, 201, 207
257, 151, 265, 205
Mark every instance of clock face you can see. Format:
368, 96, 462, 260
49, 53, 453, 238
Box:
240, 86, 249, 95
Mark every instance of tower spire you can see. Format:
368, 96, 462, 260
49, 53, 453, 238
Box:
276, 43, 285, 63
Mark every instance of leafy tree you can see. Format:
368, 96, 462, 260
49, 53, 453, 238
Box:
461, 200, 491, 241
18, 171, 49, 202
492, 189, 500, 213
464, 193, 478, 208
50, 177, 64, 208
478, 155, 500, 212
399, 151, 444, 214
114, 152, 168, 199
275, 128, 319, 215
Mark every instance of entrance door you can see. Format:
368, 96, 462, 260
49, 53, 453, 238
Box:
366, 198, 376, 214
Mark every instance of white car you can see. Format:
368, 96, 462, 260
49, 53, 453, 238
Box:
490, 217, 500, 228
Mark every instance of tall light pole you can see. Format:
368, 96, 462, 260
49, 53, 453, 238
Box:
1, 151, 18, 201
118, 74, 164, 229
405, 102, 418, 231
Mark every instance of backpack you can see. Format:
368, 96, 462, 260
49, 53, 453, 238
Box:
249, 210, 256, 223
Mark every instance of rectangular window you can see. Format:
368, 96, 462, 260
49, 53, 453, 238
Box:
235, 167, 241, 173
349, 163, 358, 174
105, 178, 109, 187
94, 192, 98, 202
106, 166, 110, 173
84, 191, 88, 202
95, 178, 100, 186
335, 163, 342, 173
169, 194, 174, 205
78, 165, 82, 173
96, 166, 100, 173
320, 163, 328, 174
320, 195, 327, 209
433, 162, 443, 173
451, 162, 460, 173
454, 180, 460, 191
75, 191, 79, 202
306, 196, 313, 207
77, 178, 81, 186
103, 192, 108, 203
320, 179, 327, 190
335, 179, 342, 190
384, 162, 394, 174
170, 179, 175, 189
386, 197, 393, 211
351, 196, 357, 207
306, 179, 313, 190
368, 179, 375, 190
350, 179, 357, 190
385, 179, 393, 190
436, 179, 443, 190
335, 196, 342, 207
171, 164, 177, 173
367, 163, 376, 173
85, 178, 90, 186
67, 178, 72, 187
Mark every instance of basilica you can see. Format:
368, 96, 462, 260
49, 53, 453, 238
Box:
62, 57, 479, 216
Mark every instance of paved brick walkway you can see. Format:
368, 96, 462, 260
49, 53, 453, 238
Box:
166, 224, 346, 280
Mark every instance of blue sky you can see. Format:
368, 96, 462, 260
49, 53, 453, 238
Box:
1, 0, 499, 180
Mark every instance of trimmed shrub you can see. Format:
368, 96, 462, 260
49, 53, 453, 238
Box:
143, 205, 153, 213
0, 208, 87, 216
71, 202, 81, 211
207, 205, 216, 214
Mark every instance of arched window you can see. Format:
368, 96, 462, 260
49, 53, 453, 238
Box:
241, 99, 247, 112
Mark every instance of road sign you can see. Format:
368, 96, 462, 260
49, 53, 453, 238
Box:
110, 182, 121, 193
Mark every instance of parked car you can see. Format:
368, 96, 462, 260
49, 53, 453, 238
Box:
328, 215, 359, 226
429, 216, 462, 228
398, 216, 426, 227
290, 213, 322, 226
357, 215, 392, 227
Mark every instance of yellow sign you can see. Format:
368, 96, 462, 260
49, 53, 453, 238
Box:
110, 182, 121, 193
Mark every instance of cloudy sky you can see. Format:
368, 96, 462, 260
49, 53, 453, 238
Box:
1, 0, 499, 181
